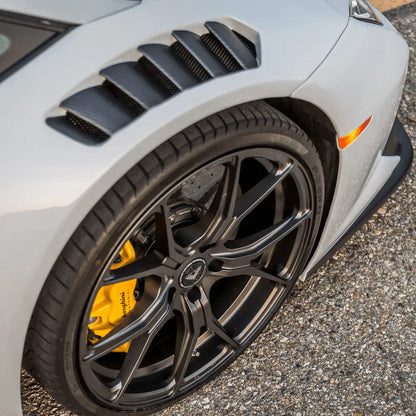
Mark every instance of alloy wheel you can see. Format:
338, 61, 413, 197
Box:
78, 147, 315, 409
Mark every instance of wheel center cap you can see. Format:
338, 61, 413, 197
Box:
179, 258, 207, 288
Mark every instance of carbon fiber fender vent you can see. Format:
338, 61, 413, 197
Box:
47, 22, 260, 144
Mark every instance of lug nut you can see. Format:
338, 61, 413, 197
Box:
208, 260, 224, 272
191, 207, 202, 218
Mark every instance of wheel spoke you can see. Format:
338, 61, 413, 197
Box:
172, 295, 205, 391
200, 272, 227, 294
217, 264, 290, 287
154, 202, 184, 263
209, 318, 239, 348
175, 157, 241, 248
171, 287, 239, 391
234, 162, 292, 224
211, 210, 311, 262
107, 310, 171, 403
103, 252, 172, 286
84, 279, 172, 362
200, 288, 239, 349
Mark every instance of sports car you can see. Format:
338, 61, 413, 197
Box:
0, 0, 412, 415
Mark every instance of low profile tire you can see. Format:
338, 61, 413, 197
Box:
24, 101, 325, 416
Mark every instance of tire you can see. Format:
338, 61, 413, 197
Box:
24, 100, 325, 416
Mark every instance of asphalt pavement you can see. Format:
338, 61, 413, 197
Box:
21, 4, 416, 416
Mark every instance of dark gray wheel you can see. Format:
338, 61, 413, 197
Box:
24, 101, 325, 416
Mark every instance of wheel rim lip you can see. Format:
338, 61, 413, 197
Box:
77, 144, 316, 409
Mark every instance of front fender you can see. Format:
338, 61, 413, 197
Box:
0, 1, 349, 414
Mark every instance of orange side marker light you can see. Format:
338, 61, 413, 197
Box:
338, 116, 372, 150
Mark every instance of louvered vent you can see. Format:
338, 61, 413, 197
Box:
47, 22, 259, 144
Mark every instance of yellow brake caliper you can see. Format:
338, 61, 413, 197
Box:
88, 241, 137, 353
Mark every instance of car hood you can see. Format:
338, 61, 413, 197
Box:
0, 0, 140, 24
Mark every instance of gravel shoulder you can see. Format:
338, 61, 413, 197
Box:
21, 5, 416, 415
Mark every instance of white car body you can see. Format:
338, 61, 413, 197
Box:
0, 0, 411, 414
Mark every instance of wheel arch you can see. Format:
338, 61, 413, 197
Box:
266, 97, 339, 252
